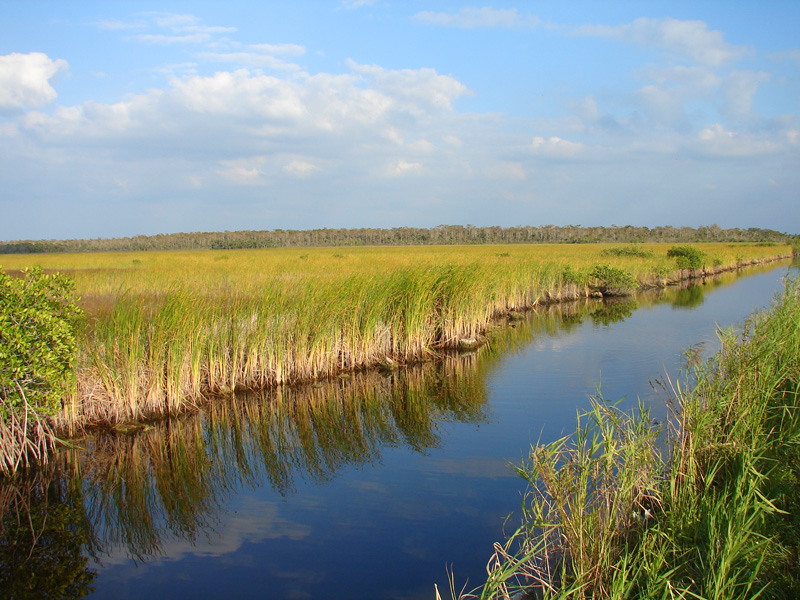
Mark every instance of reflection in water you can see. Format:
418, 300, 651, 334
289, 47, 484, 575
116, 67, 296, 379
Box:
589, 298, 639, 326
671, 283, 706, 309
0, 464, 96, 598
0, 260, 793, 597
8, 354, 503, 572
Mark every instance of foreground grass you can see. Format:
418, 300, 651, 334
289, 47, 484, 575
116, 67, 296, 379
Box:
0, 243, 793, 438
462, 276, 800, 600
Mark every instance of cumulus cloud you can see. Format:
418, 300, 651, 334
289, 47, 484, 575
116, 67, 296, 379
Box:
346, 60, 471, 112
0, 52, 68, 111
168, 69, 305, 119
575, 17, 752, 66
414, 7, 539, 29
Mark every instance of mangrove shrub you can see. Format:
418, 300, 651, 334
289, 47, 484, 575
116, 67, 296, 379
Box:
589, 264, 638, 295
0, 267, 82, 473
667, 245, 706, 270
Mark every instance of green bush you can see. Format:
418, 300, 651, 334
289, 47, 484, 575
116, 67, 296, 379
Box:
0, 267, 83, 472
600, 246, 655, 258
589, 264, 638, 294
667, 245, 706, 270
562, 265, 587, 286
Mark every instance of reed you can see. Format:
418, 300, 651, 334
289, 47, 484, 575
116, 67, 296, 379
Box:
1, 243, 793, 438
466, 276, 800, 599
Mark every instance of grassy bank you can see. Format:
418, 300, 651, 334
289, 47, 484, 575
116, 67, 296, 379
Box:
0, 244, 794, 460
460, 276, 800, 600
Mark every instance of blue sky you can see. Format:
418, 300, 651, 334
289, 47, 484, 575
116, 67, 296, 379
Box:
1, 1, 798, 241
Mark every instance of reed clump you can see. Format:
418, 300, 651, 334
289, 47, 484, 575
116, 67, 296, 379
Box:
465, 276, 800, 599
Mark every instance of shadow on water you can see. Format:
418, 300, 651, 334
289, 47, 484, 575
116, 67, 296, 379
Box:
0, 259, 795, 597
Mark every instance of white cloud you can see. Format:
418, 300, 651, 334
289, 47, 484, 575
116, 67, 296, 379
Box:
531, 136, 584, 158
385, 159, 424, 177
194, 52, 303, 71
249, 43, 306, 57
632, 84, 690, 129
720, 70, 770, 116
283, 160, 319, 177
347, 60, 470, 112
633, 65, 720, 90
0, 52, 69, 111
414, 7, 539, 29
696, 124, 779, 156
217, 159, 268, 186
407, 139, 436, 154
575, 17, 752, 66
168, 69, 305, 119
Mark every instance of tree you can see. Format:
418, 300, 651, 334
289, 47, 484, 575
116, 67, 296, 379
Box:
0, 268, 83, 474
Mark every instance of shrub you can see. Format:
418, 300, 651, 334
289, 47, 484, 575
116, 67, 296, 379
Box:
562, 265, 587, 286
589, 264, 638, 295
600, 246, 655, 258
0, 267, 83, 473
667, 245, 706, 270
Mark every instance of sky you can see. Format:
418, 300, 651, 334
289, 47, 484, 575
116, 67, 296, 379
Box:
1, 1, 798, 241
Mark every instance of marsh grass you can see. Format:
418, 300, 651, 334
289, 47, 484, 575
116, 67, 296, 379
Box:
0, 243, 792, 436
467, 277, 800, 599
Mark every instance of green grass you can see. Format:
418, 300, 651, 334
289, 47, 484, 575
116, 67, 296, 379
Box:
465, 276, 800, 600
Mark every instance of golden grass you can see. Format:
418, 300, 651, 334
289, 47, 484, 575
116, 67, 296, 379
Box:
1, 243, 793, 431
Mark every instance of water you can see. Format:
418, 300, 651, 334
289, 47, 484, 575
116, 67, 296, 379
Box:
1, 260, 797, 599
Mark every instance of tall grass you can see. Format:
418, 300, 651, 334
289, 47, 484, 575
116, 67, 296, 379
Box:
1, 243, 793, 435
466, 276, 800, 599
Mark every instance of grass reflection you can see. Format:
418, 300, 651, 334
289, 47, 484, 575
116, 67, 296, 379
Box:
59, 353, 501, 562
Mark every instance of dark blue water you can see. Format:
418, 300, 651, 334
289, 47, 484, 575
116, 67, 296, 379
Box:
3, 261, 796, 600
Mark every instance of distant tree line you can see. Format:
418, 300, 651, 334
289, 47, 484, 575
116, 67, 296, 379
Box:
0, 224, 796, 254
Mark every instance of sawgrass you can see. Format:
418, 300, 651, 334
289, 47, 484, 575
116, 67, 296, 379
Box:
0, 243, 792, 432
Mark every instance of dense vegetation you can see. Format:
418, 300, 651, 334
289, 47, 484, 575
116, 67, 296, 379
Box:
0, 268, 82, 474
0, 243, 793, 475
1, 224, 795, 254
464, 277, 800, 599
